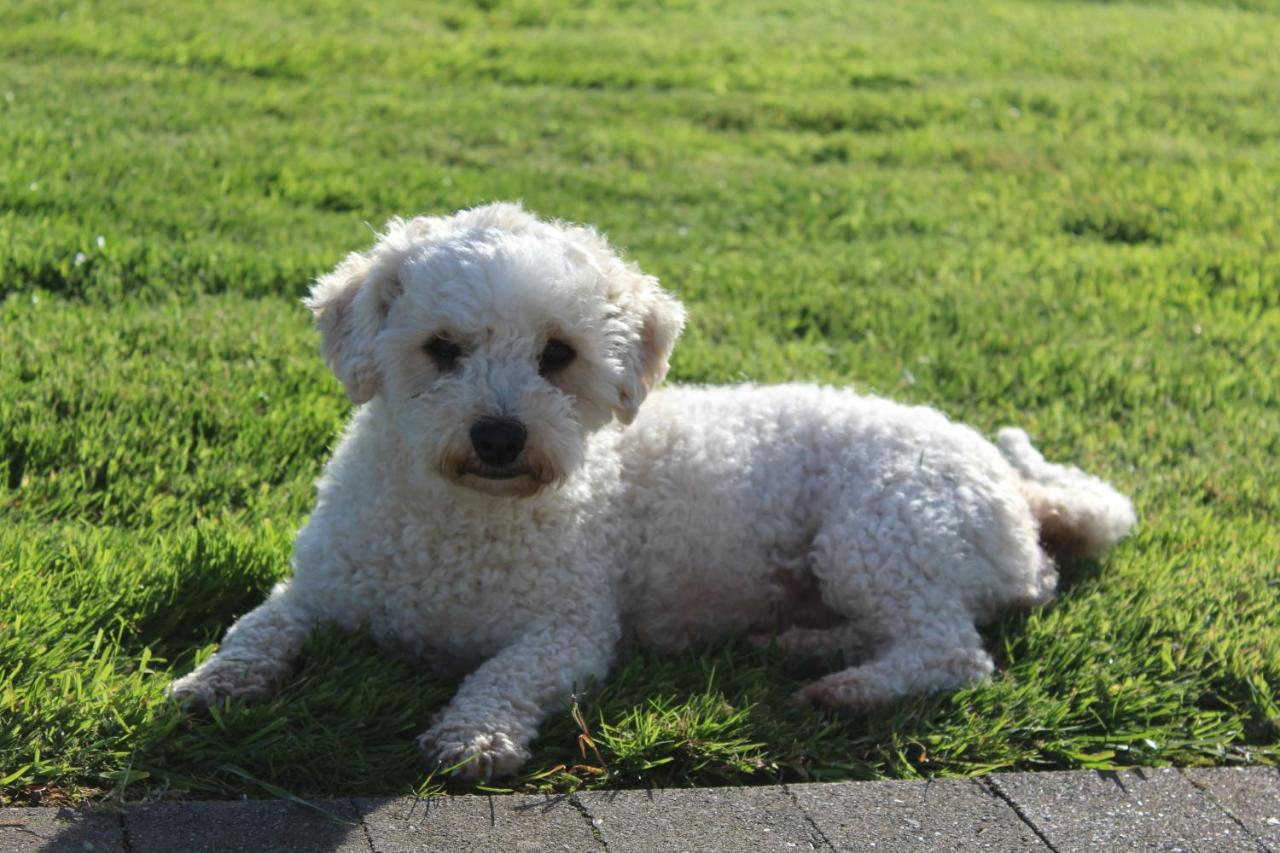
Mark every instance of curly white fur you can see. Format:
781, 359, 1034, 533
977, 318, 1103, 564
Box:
169, 202, 1137, 780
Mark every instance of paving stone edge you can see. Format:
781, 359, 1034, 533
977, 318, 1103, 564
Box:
3, 767, 1277, 853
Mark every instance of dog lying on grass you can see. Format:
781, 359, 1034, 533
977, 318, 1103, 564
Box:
170, 203, 1136, 780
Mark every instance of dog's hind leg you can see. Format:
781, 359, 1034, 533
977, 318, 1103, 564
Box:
794, 599, 993, 710
168, 582, 315, 710
794, 501, 1000, 709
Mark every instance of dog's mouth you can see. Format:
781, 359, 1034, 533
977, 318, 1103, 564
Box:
445, 452, 555, 497
463, 462, 533, 480
456, 462, 546, 498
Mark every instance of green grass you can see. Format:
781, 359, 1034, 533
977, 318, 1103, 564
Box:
2, 0, 1278, 804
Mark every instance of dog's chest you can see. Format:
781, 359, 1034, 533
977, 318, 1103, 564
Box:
332, 505, 601, 659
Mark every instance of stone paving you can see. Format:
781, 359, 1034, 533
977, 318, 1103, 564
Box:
2, 766, 1277, 852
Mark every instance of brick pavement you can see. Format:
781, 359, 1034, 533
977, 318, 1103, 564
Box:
3, 766, 1277, 852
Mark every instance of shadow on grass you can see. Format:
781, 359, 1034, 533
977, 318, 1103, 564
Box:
129, 611, 1073, 802
125, 630, 456, 804
513, 639, 966, 792
119, 552, 1112, 802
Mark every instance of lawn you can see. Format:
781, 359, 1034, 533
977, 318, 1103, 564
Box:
1, 0, 1277, 804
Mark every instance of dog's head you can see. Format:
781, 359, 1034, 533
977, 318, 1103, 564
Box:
305, 202, 685, 497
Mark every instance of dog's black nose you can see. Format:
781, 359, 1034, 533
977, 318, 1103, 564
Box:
469, 417, 527, 467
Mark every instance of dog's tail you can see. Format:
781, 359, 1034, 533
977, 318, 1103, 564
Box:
997, 428, 1137, 560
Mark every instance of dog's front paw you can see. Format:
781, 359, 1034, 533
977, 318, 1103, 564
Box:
417, 722, 530, 782
167, 658, 282, 712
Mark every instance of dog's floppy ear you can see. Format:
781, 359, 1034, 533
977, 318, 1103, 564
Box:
304, 232, 407, 404
610, 268, 686, 425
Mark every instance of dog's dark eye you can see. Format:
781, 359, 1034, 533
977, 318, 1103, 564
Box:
539, 339, 575, 376
425, 336, 462, 371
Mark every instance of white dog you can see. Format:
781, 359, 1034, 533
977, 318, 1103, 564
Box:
170, 203, 1136, 780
